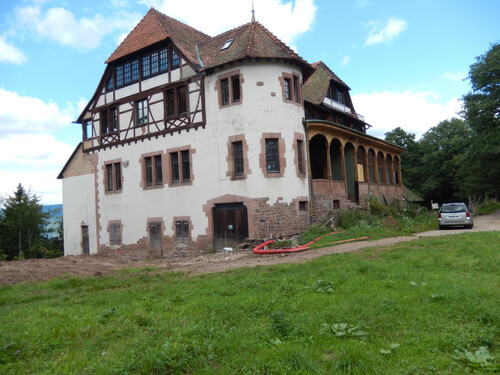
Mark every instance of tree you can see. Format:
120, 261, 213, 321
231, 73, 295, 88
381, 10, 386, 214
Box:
0, 184, 48, 260
462, 42, 500, 198
385, 127, 423, 194
417, 118, 472, 203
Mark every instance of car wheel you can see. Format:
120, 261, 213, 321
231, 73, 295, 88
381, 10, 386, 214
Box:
439, 225, 444, 230
466, 224, 472, 229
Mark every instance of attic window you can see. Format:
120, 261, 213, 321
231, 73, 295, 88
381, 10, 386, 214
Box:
221, 39, 234, 51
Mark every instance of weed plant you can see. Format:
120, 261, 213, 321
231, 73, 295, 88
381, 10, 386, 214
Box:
476, 200, 500, 215
1, 232, 499, 374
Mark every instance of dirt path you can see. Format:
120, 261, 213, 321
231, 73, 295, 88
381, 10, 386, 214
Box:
1, 211, 499, 285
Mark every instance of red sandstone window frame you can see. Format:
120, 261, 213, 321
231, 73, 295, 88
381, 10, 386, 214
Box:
108, 220, 122, 246
215, 69, 243, 108
103, 159, 123, 194
173, 216, 191, 242
226, 134, 251, 180
279, 72, 302, 106
260, 133, 286, 178
140, 151, 164, 189
293, 132, 306, 178
167, 146, 195, 186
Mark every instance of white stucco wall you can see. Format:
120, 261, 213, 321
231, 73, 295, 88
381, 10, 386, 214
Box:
92, 61, 309, 249
62, 173, 97, 255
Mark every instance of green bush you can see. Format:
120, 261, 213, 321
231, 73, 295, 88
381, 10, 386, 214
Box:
477, 200, 500, 215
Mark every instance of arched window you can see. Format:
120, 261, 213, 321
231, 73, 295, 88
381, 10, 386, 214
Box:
310, 134, 328, 179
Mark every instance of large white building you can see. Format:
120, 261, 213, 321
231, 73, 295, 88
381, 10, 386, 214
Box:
59, 9, 404, 257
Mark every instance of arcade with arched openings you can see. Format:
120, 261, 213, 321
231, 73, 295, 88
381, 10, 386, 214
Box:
305, 120, 403, 217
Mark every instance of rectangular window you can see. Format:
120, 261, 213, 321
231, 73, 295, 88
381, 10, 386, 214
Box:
144, 154, 163, 187
293, 76, 299, 102
299, 201, 307, 211
165, 85, 187, 117
110, 223, 121, 245
105, 162, 122, 192
106, 74, 113, 91
181, 150, 190, 182
136, 99, 148, 126
221, 78, 230, 105
233, 141, 244, 177
100, 107, 118, 135
265, 138, 279, 173
336, 89, 345, 104
172, 50, 180, 68
175, 220, 189, 241
142, 55, 150, 77
284, 78, 291, 100
83, 121, 92, 140
333, 200, 340, 210
297, 139, 304, 174
218, 71, 242, 107
170, 152, 179, 183
231, 76, 240, 102
160, 48, 168, 71
116, 60, 138, 87
170, 150, 191, 184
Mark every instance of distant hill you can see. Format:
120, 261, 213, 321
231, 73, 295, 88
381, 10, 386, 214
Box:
43, 204, 62, 215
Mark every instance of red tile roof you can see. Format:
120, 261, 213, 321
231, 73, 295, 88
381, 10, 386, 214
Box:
106, 8, 312, 77
106, 8, 210, 64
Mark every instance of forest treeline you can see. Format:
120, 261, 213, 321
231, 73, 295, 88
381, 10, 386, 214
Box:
385, 42, 499, 206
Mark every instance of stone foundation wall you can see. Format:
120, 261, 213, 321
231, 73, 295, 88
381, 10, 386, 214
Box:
250, 197, 311, 239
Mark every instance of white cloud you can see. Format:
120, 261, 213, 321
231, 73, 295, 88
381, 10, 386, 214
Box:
352, 91, 462, 139
365, 17, 407, 46
0, 35, 27, 64
139, 0, 316, 45
15, 5, 141, 50
0, 134, 74, 204
0, 168, 64, 205
443, 71, 467, 81
0, 88, 76, 137
341, 54, 350, 66
0, 134, 74, 167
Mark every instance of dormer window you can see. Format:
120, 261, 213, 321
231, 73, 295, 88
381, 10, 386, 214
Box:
221, 39, 234, 51
326, 82, 345, 105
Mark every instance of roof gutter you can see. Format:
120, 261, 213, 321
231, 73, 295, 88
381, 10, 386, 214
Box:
195, 44, 204, 68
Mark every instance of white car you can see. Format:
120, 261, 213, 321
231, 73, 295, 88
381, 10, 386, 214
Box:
438, 203, 473, 230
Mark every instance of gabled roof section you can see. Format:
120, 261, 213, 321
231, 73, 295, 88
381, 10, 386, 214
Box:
303, 61, 350, 105
199, 21, 313, 78
106, 8, 210, 66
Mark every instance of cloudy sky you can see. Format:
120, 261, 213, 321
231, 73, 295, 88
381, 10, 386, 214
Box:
0, 0, 498, 204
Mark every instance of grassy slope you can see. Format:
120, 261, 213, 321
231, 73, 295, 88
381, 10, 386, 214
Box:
1, 232, 499, 374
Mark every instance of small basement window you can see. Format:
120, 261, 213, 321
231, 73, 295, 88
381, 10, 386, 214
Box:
221, 39, 234, 51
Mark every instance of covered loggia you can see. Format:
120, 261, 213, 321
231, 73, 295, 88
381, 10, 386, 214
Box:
385, 155, 393, 184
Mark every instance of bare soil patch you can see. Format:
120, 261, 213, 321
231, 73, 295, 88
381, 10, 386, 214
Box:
1, 211, 498, 285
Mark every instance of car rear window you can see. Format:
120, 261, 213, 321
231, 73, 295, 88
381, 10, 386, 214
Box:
441, 205, 466, 213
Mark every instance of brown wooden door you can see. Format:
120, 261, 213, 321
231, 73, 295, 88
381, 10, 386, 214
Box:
149, 222, 162, 257
81, 225, 89, 255
213, 203, 248, 250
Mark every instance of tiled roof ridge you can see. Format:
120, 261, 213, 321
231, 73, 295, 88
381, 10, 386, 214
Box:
246, 22, 256, 55
154, 8, 211, 39
209, 21, 252, 40
150, 8, 170, 38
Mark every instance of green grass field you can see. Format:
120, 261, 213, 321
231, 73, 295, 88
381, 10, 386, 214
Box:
1, 231, 499, 374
